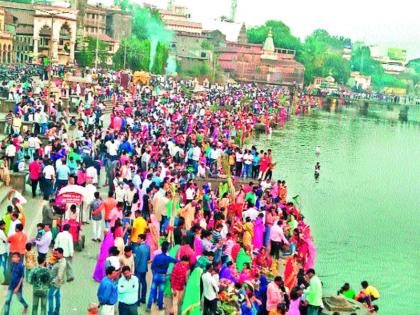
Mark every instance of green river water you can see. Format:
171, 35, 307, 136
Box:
256, 104, 420, 315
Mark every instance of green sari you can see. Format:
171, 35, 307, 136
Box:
236, 248, 251, 272
181, 267, 203, 315
164, 245, 180, 296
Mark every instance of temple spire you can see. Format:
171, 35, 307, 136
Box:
263, 28, 275, 54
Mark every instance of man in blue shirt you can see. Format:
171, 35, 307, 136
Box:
55, 162, 70, 191
146, 241, 178, 312
4, 252, 28, 315
133, 233, 150, 305
97, 266, 118, 315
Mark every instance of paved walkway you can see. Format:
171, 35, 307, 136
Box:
0, 180, 167, 314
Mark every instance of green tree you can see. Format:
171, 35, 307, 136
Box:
406, 58, 420, 75
247, 20, 302, 52
113, 37, 150, 71
76, 37, 109, 67
298, 29, 351, 84
152, 42, 168, 74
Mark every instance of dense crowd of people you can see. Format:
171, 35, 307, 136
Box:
0, 65, 380, 315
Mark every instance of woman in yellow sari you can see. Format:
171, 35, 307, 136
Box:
242, 217, 254, 248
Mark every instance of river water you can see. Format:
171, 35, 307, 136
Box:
256, 104, 420, 314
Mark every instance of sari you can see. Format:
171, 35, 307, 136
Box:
164, 245, 180, 296
92, 231, 115, 282
252, 217, 265, 250
236, 248, 251, 272
242, 222, 254, 248
254, 249, 272, 269
219, 265, 237, 283
284, 256, 298, 290
181, 267, 203, 315
146, 215, 160, 259
305, 236, 316, 271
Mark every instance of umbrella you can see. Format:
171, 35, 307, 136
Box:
58, 185, 89, 198
57, 185, 89, 205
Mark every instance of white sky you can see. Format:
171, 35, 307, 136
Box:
98, 0, 420, 59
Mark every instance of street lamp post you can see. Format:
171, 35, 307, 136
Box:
94, 16, 99, 69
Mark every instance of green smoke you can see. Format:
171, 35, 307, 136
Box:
131, 7, 173, 71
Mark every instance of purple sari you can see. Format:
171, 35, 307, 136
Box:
219, 265, 237, 283
92, 231, 115, 282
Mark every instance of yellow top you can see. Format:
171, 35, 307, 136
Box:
25, 249, 37, 269
131, 216, 147, 243
364, 285, 380, 299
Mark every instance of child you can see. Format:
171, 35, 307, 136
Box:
87, 303, 98, 315
35, 223, 45, 240
24, 242, 36, 282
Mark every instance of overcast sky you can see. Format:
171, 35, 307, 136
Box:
107, 0, 420, 59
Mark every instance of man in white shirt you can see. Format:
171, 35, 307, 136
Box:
106, 140, 118, 160
141, 174, 153, 195
86, 165, 98, 185
83, 181, 97, 223
54, 224, 74, 281
5, 141, 16, 169
141, 150, 151, 172
42, 161, 55, 200
115, 182, 126, 203
261, 179, 272, 191
7, 212, 21, 237
28, 134, 41, 161
0, 220, 7, 278
185, 183, 196, 204
235, 149, 243, 177
202, 264, 219, 315
132, 170, 142, 190
242, 150, 253, 179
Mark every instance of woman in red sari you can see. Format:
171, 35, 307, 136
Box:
284, 254, 300, 290
253, 247, 272, 269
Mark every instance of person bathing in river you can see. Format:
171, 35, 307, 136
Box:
314, 162, 320, 179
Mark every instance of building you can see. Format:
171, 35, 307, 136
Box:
159, 5, 202, 35
0, 7, 13, 63
343, 46, 352, 61
348, 71, 371, 90
217, 28, 305, 86
0, 1, 77, 64
76, 2, 128, 65
369, 45, 407, 75
77, 2, 132, 42
154, 4, 212, 74
0, 0, 131, 65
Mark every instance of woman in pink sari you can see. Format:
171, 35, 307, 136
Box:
304, 235, 316, 271
146, 214, 160, 259
252, 213, 265, 250
93, 227, 115, 282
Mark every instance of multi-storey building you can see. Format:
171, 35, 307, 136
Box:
0, 0, 131, 65
217, 28, 305, 87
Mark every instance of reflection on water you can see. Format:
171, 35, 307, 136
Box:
255, 107, 420, 315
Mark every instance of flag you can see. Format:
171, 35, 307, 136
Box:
292, 195, 302, 209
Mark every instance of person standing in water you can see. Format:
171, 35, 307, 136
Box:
315, 146, 321, 156
314, 162, 320, 179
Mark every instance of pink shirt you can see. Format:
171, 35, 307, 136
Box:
269, 224, 289, 244
267, 281, 286, 311
109, 208, 123, 227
